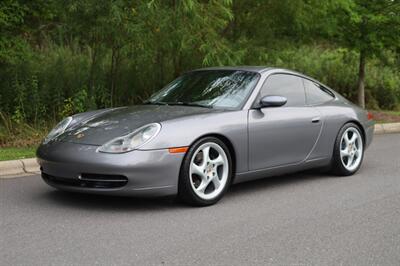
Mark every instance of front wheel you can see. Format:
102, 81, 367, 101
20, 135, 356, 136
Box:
178, 137, 232, 206
331, 123, 364, 176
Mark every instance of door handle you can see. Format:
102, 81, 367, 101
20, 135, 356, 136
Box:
311, 117, 320, 123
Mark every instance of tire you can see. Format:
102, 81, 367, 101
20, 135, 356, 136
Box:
331, 122, 364, 176
178, 137, 233, 206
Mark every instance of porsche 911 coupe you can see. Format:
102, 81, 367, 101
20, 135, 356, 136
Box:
37, 67, 374, 206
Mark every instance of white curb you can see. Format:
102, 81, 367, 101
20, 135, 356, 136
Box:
0, 158, 40, 179
374, 124, 385, 134
21, 158, 40, 173
380, 122, 400, 134
0, 160, 24, 177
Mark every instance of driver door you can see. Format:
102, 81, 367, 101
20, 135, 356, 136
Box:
248, 74, 322, 170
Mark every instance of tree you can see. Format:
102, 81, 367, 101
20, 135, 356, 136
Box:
333, 0, 400, 108
145, 0, 238, 75
1, 0, 400, 134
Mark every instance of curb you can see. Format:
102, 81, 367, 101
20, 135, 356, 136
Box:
1, 122, 400, 179
374, 122, 400, 134
0, 158, 40, 179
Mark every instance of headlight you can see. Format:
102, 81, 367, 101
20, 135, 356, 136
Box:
98, 123, 161, 153
43, 117, 73, 144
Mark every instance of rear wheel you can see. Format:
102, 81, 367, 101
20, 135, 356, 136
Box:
178, 137, 232, 206
332, 123, 364, 176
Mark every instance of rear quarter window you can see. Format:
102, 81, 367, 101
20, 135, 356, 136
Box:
303, 79, 334, 105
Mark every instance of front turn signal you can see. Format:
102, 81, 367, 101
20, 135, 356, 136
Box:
169, 147, 189, 154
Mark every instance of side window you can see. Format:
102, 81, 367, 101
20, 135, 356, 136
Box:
260, 74, 305, 107
303, 79, 334, 105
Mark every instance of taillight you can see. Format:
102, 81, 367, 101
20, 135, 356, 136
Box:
367, 111, 374, 120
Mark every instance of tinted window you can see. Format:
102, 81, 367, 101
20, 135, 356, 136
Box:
303, 79, 334, 105
148, 70, 259, 109
260, 74, 305, 107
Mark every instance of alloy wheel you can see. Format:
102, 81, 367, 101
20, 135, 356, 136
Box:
339, 127, 363, 172
189, 142, 229, 200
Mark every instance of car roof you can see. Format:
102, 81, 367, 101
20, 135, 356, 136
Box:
191, 66, 273, 73
193, 66, 327, 85
190, 66, 315, 76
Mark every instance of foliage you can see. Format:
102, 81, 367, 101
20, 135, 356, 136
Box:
329, 0, 400, 108
0, 111, 47, 148
0, 0, 399, 148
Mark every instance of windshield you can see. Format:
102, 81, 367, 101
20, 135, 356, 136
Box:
147, 70, 260, 109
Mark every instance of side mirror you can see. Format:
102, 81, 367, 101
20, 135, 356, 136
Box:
259, 95, 287, 108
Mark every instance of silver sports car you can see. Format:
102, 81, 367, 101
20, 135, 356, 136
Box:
37, 67, 374, 206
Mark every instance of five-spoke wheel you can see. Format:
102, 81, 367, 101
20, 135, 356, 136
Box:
340, 127, 363, 172
332, 123, 364, 176
179, 137, 232, 206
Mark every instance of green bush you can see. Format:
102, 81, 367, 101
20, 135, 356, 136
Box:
1, 0, 399, 149
245, 45, 400, 108
1, 44, 399, 131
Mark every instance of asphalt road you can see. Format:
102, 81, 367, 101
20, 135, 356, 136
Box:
1, 134, 399, 266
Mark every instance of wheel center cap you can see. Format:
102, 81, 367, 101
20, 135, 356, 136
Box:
206, 165, 213, 173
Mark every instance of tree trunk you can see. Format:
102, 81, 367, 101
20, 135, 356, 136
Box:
357, 50, 366, 109
110, 47, 116, 107
172, 0, 181, 77
88, 44, 98, 96
156, 48, 164, 89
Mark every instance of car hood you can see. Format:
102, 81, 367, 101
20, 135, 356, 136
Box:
58, 105, 219, 146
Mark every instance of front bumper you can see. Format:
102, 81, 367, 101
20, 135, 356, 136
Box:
37, 141, 185, 197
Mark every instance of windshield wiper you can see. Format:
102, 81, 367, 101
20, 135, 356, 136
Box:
167, 102, 212, 109
144, 101, 212, 108
144, 101, 169, 106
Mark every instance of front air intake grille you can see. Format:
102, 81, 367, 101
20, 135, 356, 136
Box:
42, 173, 128, 189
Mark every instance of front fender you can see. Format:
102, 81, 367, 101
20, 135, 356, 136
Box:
139, 110, 249, 173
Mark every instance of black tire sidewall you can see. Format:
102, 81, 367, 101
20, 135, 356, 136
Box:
178, 137, 233, 206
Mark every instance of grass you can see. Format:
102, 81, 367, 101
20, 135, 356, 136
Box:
383, 110, 400, 116
0, 146, 37, 161
371, 110, 400, 124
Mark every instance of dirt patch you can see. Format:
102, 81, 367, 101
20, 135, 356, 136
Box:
371, 111, 400, 123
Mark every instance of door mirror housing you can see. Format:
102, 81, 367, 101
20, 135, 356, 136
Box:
259, 95, 287, 108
